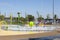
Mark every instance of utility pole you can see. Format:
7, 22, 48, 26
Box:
53, 0, 55, 24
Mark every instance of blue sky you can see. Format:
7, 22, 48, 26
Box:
0, 0, 60, 18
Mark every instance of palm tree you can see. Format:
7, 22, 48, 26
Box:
17, 12, 20, 24
54, 14, 58, 20
53, 14, 58, 24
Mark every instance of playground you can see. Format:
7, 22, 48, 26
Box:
0, 13, 57, 32
0, 13, 60, 40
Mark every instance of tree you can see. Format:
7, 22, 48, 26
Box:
20, 17, 26, 24
37, 15, 44, 22
46, 14, 50, 19
12, 17, 18, 24
53, 14, 58, 24
0, 15, 5, 20
53, 14, 58, 20
26, 15, 35, 21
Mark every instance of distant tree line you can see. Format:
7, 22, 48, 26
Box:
0, 12, 58, 24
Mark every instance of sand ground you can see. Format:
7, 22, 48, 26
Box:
0, 29, 60, 40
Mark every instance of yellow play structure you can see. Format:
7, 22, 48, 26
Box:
0, 21, 8, 29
